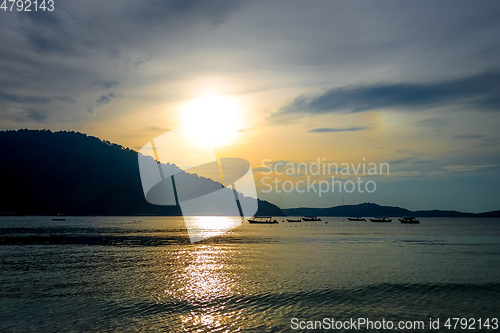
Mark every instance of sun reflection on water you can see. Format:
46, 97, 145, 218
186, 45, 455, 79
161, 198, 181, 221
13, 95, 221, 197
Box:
160, 244, 244, 331
184, 216, 244, 242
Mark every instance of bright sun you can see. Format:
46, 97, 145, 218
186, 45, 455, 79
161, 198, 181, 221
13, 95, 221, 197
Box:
181, 96, 244, 147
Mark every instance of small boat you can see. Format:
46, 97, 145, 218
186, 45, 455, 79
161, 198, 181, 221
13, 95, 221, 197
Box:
302, 216, 322, 221
370, 217, 392, 222
347, 217, 366, 221
287, 219, 302, 222
248, 216, 279, 224
52, 218, 66, 221
399, 216, 420, 224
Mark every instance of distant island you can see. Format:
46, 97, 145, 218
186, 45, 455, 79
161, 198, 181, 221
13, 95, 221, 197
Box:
283, 202, 500, 218
1, 129, 498, 218
0, 129, 284, 216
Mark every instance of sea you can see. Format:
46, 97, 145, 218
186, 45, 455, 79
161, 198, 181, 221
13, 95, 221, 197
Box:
0, 216, 499, 332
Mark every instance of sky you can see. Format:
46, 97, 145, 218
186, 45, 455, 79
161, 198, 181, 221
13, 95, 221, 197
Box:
1, 0, 500, 212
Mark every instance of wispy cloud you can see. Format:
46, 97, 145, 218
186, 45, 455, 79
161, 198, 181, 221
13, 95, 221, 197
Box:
7, 108, 49, 123
18, 0, 242, 56
0, 91, 75, 122
96, 93, 117, 107
454, 134, 485, 139
416, 117, 450, 129
145, 126, 170, 133
0, 0, 245, 125
443, 164, 499, 172
478, 137, 500, 147
308, 127, 369, 133
25, 110, 48, 123
278, 71, 500, 116
93, 80, 120, 89
0, 91, 51, 105
88, 93, 120, 114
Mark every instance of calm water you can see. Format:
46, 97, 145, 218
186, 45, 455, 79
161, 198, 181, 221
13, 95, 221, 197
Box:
0, 216, 499, 332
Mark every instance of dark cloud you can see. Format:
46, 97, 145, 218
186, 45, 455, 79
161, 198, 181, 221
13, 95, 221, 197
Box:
0, 90, 75, 123
308, 127, 369, 133
20, 9, 76, 54
128, 0, 242, 26
25, 110, 47, 123
0, 92, 75, 108
0, 0, 243, 124
18, 0, 242, 56
0, 91, 51, 105
95, 94, 116, 107
279, 71, 500, 116
23, 30, 74, 55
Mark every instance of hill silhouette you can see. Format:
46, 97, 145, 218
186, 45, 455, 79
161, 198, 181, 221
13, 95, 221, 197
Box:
283, 202, 500, 218
0, 129, 284, 216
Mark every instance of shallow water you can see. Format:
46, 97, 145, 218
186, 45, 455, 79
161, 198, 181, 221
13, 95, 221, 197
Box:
0, 216, 499, 332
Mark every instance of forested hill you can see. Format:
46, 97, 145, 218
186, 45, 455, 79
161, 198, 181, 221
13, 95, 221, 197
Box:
283, 202, 500, 218
0, 129, 284, 216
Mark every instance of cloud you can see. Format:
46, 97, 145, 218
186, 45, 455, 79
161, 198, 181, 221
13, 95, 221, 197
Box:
454, 134, 485, 139
252, 159, 290, 173
388, 159, 406, 165
308, 127, 369, 133
278, 71, 500, 116
25, 110, 47, 123
0, 0, 244, 125
20, 10, 73, 54
443, 164, 499, 173
86, 93, 119, 114
93, 80, 120, 89
478, 137, 500, 147
95, 93, 116, 107
416, 117, 450, 129
18, 0, 242, 56
0, 91, 51, 105
0, 91, 76, 123
145, 126, 170, 133
125, 0, 242, 26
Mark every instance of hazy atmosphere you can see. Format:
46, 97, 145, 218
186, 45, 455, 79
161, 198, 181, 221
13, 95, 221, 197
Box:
2, 2, 500, 332
1, 0, 500, 212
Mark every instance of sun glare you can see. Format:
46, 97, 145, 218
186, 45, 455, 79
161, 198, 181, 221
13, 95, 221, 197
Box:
181, 96, 243, 147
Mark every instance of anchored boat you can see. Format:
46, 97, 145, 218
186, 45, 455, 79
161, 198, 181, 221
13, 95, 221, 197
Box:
399, 216, 420, 224
302, 216, 322, 221
370, 217, 392, 222
248, 216, 279, 224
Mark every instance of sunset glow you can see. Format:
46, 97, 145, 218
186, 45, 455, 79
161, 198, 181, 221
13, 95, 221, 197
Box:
181, 96, 244, 147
